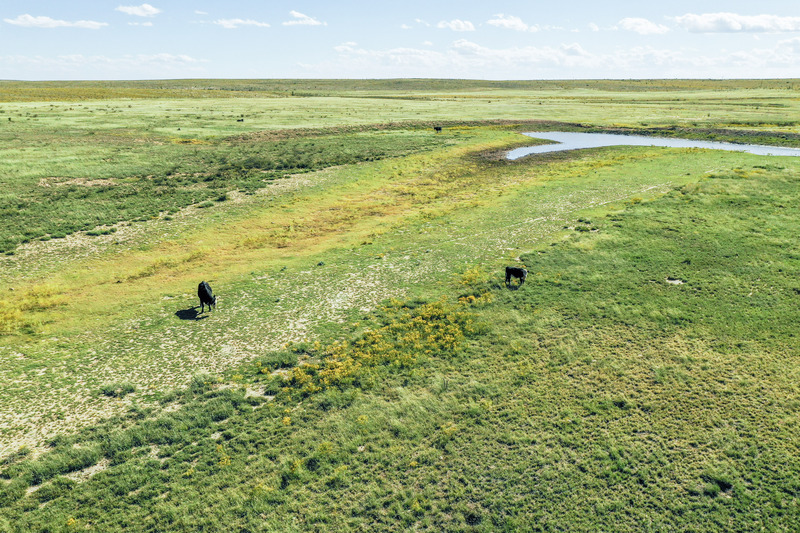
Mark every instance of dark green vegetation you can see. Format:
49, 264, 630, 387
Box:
0, 126, 454, 253
592, 125, 800, 148
2, 78, 799, 101
1, 80, 799, 531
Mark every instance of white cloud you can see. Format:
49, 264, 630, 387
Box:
401, 24, 412, 30
448, 39, 593, 66
334, 42, 358, 52
437, 19, 475, 32
4, 14, 108, 29
415, 19, 430, 27
588, 23, 600, 32
674, 12, 800, 33
116, 4, 161, 17
213, 19, 270, 29
781, 36, 800, 53
0, 53, 206, 79
617, 17, 669, 35
487, 14, 535, 32
326, 39, 597, 77
317, 35, 800, 79
135, 53, 201, 65
195, 11, 208, 16
128, 22, 153, 27
282, 11, 326, 26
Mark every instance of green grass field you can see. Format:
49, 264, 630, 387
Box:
0, 79, 799, 531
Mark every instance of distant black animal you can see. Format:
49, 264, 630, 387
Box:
434, 126, 442, 133
505, 267, 527, 287
198, 281, 217, 313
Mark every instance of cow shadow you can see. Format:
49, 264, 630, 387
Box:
175, 306, 208, 321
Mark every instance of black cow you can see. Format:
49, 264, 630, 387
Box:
198, 281, 217, 313
434, 126, 442, 133
505, 267, 527, 287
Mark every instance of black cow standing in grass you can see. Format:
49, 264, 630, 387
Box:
505, 267, 527, 287
198, 281, 217, 313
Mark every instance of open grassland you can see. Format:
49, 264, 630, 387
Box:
2, 128, 698, 453
2, 78, 799, 99
3, 79, 799, 255
1, 80, 799, 530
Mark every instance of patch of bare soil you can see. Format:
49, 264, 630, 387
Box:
232, 119, 581, 144
25, 458, 110, 497
64, 457, 111, 483
38, 177, 117, 187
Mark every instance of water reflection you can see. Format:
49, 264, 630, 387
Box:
507, 132, 800, 160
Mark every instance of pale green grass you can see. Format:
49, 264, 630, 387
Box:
3, 85, 799, 139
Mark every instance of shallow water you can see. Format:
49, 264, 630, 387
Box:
507, 131, 800, 160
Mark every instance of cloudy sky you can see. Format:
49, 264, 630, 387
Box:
2, 1, 799, 80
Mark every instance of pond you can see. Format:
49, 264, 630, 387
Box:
507, 131, 800, 160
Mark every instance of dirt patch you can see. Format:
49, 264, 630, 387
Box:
64, 457, 111, 483
24, 457, 110, 497
244, 386, 266, 398
232, 119, 582, 144
38, 177, 117, 187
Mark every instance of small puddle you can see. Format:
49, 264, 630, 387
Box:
507, 132, 800, 160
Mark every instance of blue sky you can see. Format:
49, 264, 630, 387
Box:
2, 1, 799, 80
